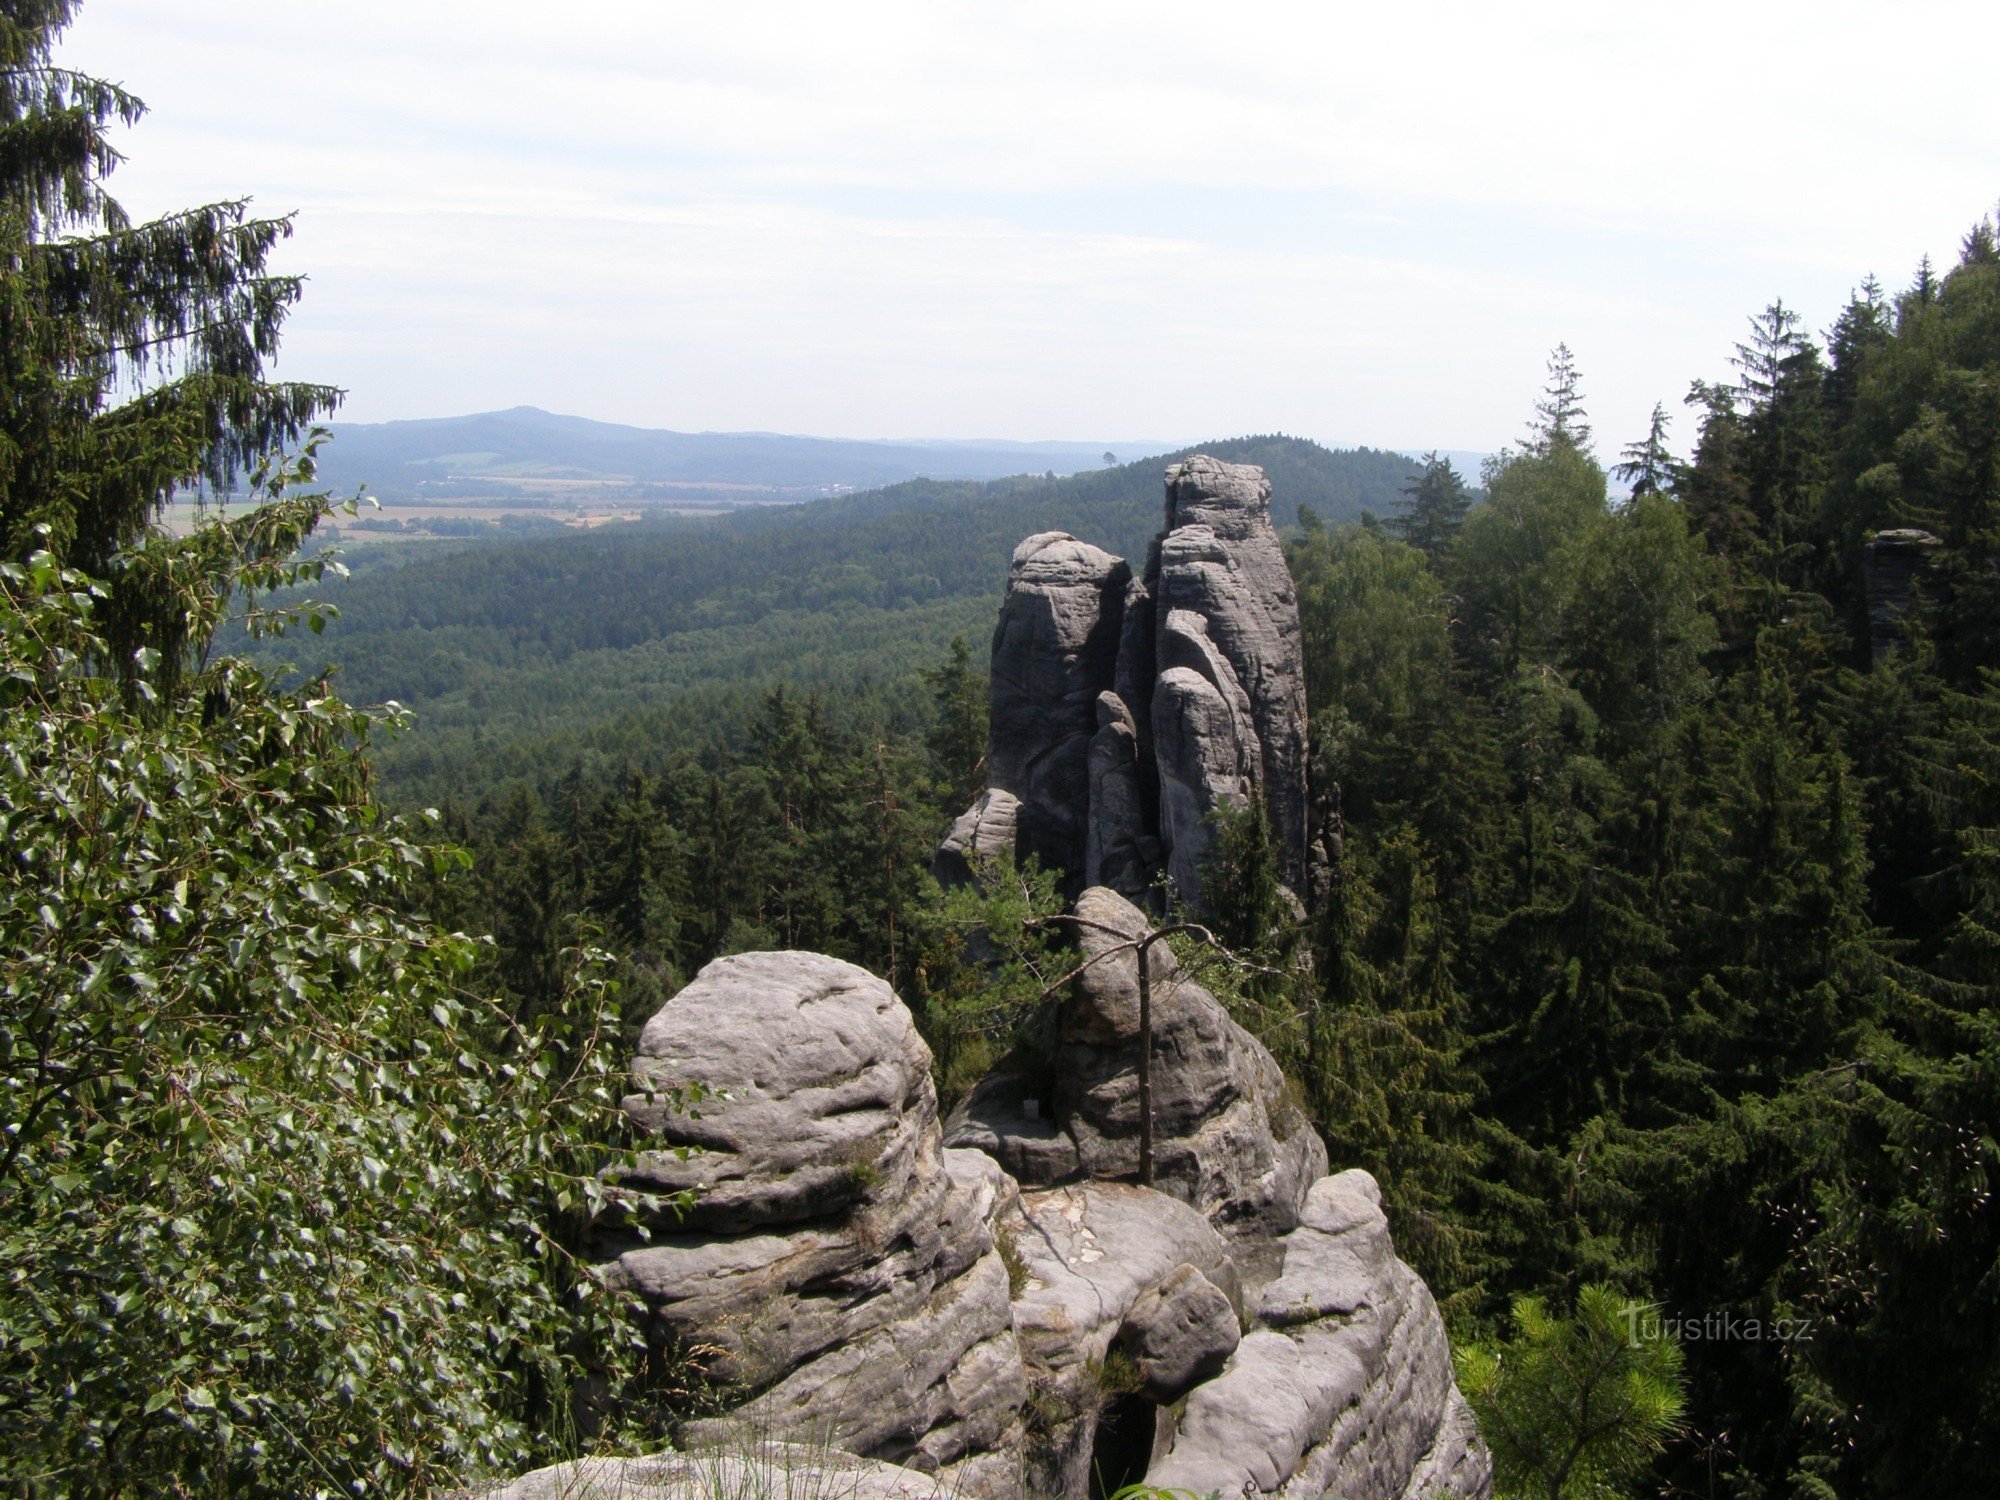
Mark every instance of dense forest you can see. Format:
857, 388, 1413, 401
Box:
249, 435, 1415, 799
8, 0, 2000, 1493
422, 238, 2000, 1497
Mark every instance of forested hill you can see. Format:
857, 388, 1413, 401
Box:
276, 434, 1415, 799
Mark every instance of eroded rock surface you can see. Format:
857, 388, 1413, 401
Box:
1156, 456, 1311, 889
1148, 1171, 1491, 1500
1864, 527, 1941, 663
577, 950, 1485, 1500
934, 787, 1021, 889
1006, 1181, 1241, 1389
934, 457, 1313, 911
947, 887, 1326, 1241
593, 953, 1027, 1492
468, 1443, 955, 1500
1001, 1182, 1241, 1500
984, 532, 1129, 889
1153, 608, 1261, 903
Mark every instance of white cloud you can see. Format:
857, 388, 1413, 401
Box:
56, 0, 2000, 450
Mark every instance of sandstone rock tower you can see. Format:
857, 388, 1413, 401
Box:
938, 455, 1314, 910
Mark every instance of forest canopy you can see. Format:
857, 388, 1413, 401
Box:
419, 217, 2000, 1498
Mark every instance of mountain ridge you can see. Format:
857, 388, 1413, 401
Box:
312, 406, 1182, 500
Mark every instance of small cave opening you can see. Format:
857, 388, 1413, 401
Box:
1088, 1392, 1157, 1500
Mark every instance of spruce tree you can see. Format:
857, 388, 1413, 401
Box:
1390, 450, 1473, 563
0, 1, 339, 664
924, 634, 988, 808
1310, 827, 1480, 1297
1612, 403, 1678, 498
1531, 343, 1593, 456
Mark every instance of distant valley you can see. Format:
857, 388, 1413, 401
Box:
303, 407, 1180, 527
256, 432, 1426, 802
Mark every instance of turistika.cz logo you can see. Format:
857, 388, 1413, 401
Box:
1624, 1304, 1814, 1347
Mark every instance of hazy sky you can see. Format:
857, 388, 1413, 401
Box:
60, 1, 2000, 455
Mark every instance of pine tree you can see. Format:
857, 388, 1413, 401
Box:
1456, 1284, 1686, 1500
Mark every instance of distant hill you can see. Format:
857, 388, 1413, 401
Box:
262, 434, 1421, 800
311, 406, 1178, 503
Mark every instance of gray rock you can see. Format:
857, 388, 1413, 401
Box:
946, 1066, 1082, 1186
1864, 527, 1941, 663
1084, 692, 1155, 899
1117, 1261, 1241, 1399
1002, 1181, 1243, 1500
1005, 1181, 1240, 1383
941, 455, 1313, 907
607, 952, 937, 1234
1147, 1170, 1492, 1500
1056, 888, 1326, 1238
934, 787, 1021, 888
684, 1245, 1026, 1477
1157, 456, 1311, 889
463, 1442, 956, 1500
1113, 564, 1160, 844
1152, 608, 1260, 907
946, 888, 1325, 1238
594, 955, 1028, 1495
987, 532, 1130, 889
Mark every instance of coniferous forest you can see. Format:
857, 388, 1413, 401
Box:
416, 253, 2000, 1498
5, 1, 2000, 1495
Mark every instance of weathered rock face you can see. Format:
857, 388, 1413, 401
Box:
1156, 456, 1311, 890
948, 887, 1325, 1240
1001, 1181, 1243, 1500
935, 788, 1021, 889
1006, 1181, 1242, 1393
1153, 608, 1262, 902
983, 533, 1129, 889
579, 952, 1487, 1500
1084, 691, 1155, 900
469, 1443, 957, 1500
1864, 528, 1941, 663
1150, 1171, 1489, 1500
594, 953, 1028, 1494
937, 457, 1314, 913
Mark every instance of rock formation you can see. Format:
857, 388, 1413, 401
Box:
937, 456, 1314, 911
592, 952, 1028, 1494
575, 945, 1486, 1500
551, 462, 1486, 1500
984, 533, 1130, 886
469, 1443, 958, 1500
1156, 457, 1311, 888
1863, 527, 1941, 662
1151, 1170, 1490, 1500
947, 886, 1326, 1240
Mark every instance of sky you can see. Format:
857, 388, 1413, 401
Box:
58, 1, 2000, 456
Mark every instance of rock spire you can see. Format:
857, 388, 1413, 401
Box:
937, 456, 1315, 912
